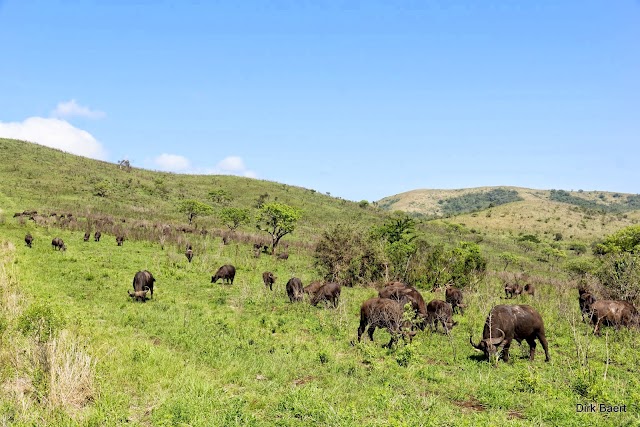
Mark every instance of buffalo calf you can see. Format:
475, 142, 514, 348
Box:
262, 271, 276, 291
445, 285, 465, 315
426, 299, 457, 333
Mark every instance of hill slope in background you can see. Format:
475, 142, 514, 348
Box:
0, 138, 384, 240
379, 186, 640, 241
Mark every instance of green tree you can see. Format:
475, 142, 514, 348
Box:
177, 199, 213, 225
256, 202, 302, 253
220, 207, 250, 231
208, 189, 233, 205
596, 225, 640, 254
498, 252, 519, 271
371, 212, 417, 281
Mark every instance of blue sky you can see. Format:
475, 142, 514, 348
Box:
1, 1, 638, 201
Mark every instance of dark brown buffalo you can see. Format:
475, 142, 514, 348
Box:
94, 231, 101, 242
378, 282, 427, 329
25, 233, 33, 248
578, 289, 596, 323
589, 300, 639, 336
128, 287, 150, 302
470, 304, 550, 363
185, 249, 194, 263
426, 299, 457, 333
311, 282, 341, 308
504, 283, 522, 299
51, 237, 66, 251
83, 232, 90, 242
358, 298, 416, 348
286, 277, 304, 302
262, 271, 276, 290
523, 284, 535, 297
212, 264, 236, 285
303, 281, 325, 299
116, 235, 125, 246
133, 270, 155, 299
276, 252, 289, 260
445, 286, 465, 315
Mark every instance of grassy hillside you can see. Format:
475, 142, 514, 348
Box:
0, 138, 385, 243
1, 138, 639, 425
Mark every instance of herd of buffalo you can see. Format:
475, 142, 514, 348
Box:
23, 230, 640, 364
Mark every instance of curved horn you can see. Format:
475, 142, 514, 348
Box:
487, 328, 505, 345
469, 334, 482, 350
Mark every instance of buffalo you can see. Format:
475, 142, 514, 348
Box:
51, 237, 66, 251
358, 297, 416, 348
523, 284, 535, 297
133, 270, 155, 299
116, 235, 125, 246
504, 283, 522, 299
25, 233, 33, 248
286, 277, 304, 302
589, 300, 639, 336
128, 287, 150, 302
445, 285, 465, 315
378, 282, 427, 329
311, 282, 341, 308
212, 264, 236, 285
578, 288, 596, 323
303, 281, 325, 299
185, 248, 194, 263
276, 252, 289, 260
470, 304, 550, 363
262, 271, 276, 291
94, 231, 101, 242
426, 300, 457, 333
186, 243, 192, 251
83, 232, 90, 242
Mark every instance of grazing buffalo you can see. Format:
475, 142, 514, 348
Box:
311, 282, 341, 308
589, 300, 639, 336
116, 235, 125, 246
212, 264, 236, 285
303, 281, 325, 299
25, 233, 33, 248
445, 285, 465, 315
83, 232, 90, 242
523, 284, 535, 297
578, 288, 596, 323
128, 287, 150, 302
504, 283, 522, 299
426, 299, 457, 333
133, 270, 155, 299
358, 298, 416, 348
262, 271, 276, 291
185, 248, 194, 263
378, 282, 427, 329
51, 237, 66, 251
286, 277, 304, 302
94, 231, 101, 242
276, 252, 289, 260
470, 304, 550, 363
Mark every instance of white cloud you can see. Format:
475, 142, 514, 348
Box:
213, 156, 256, 177
0, 117, 107, 160
52, 99, 106, 119
153, 153, 191, 171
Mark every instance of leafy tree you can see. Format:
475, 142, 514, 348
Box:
371, 212, 417, 281
314, 223, 385, 286
255, 193, 270, 209
595, 225, 640, 255
209, 189, 233, 205
499, 252, 519, 271
220, 207, 250, 231
93, 180, 112, 197
596, 252, 640, 301
564, 258, 599, 279
177, 199, 213, 224
358, 200, 369, 209
256, 202, 301, 253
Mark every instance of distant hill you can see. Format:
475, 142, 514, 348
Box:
378, 186, 640, 241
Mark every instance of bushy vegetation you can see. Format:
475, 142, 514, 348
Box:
439, 188, 522, 216
550, 189, 640, 213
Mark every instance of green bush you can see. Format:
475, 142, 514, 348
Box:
17, 303, 65, 342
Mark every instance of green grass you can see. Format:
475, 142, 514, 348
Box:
1, 138, 639, 425
1, 222, 639, 426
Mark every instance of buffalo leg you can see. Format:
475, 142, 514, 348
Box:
501, 340, 512, 362
367, 325, 376, 342
526, 338, 537, 361
538, 334, 550, 362
357, 321, 367, 342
